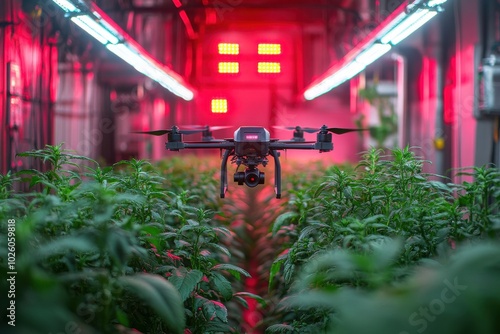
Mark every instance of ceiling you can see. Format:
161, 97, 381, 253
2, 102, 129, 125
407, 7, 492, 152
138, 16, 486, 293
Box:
86, 0, 405, 86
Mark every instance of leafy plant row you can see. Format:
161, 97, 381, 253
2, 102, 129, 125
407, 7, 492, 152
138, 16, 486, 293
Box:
0, 144, 261, 334
267, 147, 500, 333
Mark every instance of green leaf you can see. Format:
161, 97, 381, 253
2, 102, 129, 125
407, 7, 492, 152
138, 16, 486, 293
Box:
200, 298, 228, 323
107, 229, 132, 266
204, 321, 233, 332
213, 226, 232, 238
233, 295, 249, 309
371, 238, 403, 269
119, 273, 185, 334
272, 211, 298, 235
233, 292, 267, 308
298, 223, 329, 241
283, 261, 295, 284
269, 255, 287, 290
211, 263, 250, 280
168, 267, 204, 301
210, 272, 233, 300
207, 242, 231, 258
36, 235, 97, 259
115, 307, 130, 327
266, 324, 295, 333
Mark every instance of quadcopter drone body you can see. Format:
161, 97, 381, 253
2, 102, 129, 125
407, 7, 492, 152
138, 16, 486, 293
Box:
136, 125, 364, 199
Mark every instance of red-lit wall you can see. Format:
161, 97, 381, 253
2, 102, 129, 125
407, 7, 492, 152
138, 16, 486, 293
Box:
195, 25, 299, 129
185, 23, 360, 164
0, 0, 57, 174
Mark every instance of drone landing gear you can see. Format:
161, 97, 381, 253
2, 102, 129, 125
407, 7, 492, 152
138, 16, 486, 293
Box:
270, 150, 281, 199
220, 149, 231, 198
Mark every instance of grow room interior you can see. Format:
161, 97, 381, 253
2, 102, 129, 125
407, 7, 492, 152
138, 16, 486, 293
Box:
1, 0, 500, 333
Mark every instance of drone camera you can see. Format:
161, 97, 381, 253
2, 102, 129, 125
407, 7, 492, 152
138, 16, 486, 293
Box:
234, 168, 265, 187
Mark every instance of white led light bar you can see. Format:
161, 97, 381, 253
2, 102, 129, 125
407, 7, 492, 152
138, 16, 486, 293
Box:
304, 61, 365, 100
303, 0, 448, 100
356, 43, 392, 66
71, 15, 119, 44
52, 0, 194, 101
53, 0, 79, 12
380, 9, 432, 45
428, 0, 447, 6
388, 11, 438, 45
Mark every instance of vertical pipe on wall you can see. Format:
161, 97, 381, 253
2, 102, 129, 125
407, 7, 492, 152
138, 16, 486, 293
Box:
3, 0, 15, 173
393, 54, 407, 148
0, 0, 7, 173
453, 0, 463, 183
434, 43, 445, 177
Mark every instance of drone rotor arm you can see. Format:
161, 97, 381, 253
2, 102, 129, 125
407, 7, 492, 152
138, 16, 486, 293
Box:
183, 142, 235, 149
269, 142, 318, 150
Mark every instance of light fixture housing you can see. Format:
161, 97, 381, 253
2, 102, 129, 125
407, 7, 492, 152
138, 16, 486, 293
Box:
52, 0, 194, 101
303, 0, 448, 100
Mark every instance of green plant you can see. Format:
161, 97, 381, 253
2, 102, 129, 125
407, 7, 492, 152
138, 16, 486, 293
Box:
282, 241, 500, 334
267, 147, 500, 332
0, 145, 260, 334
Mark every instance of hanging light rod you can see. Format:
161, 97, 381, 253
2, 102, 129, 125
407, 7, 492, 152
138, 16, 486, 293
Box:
303, 0, 448, 101
52, 0, 195, 101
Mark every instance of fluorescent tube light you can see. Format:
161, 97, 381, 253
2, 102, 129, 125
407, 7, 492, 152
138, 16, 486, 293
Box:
428, 0, 447, 6
303, 0, 448, 100
380, 9, 430, 44
106, 44, 152, 74
304, 61, 365, 100
336, 61, 365, 82
74, 15, 120, 44
389, 11, 437, 45
107, 43, 194, 100
356, 44, 392, 66
53, 0, 79, 12
71, 17, 110, 44
52, 0, 195, 101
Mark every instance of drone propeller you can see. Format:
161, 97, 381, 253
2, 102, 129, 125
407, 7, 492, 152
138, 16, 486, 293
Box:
273, 125, 317, 133
274, 125, 369, 135
324, 127, 369, 135
133, 126, 203, 136
183, 125, 232, 132
180, 125, 232, 142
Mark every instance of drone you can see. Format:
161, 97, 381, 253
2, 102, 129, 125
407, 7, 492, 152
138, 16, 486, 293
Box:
135, 125, 366, 199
